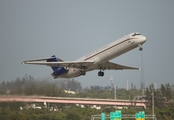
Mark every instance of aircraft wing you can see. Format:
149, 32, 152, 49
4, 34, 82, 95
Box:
96, 61, 140, 70
22, 60, 94, 69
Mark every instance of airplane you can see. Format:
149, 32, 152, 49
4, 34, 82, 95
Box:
22, 32, 146, 79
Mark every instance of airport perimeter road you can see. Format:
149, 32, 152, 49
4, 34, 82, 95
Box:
0, 95, 147, 108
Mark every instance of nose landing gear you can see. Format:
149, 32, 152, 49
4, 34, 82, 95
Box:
139, 44, 143, 51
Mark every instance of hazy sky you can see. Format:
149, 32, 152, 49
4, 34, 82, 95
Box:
0, 1, 174, 89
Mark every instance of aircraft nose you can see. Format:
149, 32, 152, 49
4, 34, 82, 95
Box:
140, 35, 146, 43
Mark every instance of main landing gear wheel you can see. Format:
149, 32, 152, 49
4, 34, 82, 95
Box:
98, 71, 104, 77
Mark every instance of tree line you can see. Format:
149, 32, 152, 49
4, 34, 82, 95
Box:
146, 83, 174, 108
0, 75, 82, 96
0, 75, 174, 119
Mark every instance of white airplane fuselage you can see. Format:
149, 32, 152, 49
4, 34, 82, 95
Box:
57, 33, 146, 78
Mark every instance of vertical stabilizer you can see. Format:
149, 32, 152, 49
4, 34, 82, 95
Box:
47, 55, 67, 78
47, 55, 59, 71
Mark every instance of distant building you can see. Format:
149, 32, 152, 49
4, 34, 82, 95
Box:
136, 96, 147, 100
64, 90, 76, 94
76, 104, 85, 108
30, 104, 41, 109
91, 105, 101, 110
76, 104, 101, 110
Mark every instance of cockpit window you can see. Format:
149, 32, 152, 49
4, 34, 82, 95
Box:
132, 33, 141, 36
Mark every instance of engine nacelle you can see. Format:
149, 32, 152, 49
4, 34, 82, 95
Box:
64, 67, 69, 70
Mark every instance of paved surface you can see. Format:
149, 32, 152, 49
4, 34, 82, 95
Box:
0, 95, 147, 108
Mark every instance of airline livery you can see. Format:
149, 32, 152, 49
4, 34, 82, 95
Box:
22, 32, 146, 78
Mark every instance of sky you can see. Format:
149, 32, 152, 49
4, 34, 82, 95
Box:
0, 1, 174, 89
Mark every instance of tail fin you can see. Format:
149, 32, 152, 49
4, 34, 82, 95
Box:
47, 55, 59, 71
47, 55, 67, 78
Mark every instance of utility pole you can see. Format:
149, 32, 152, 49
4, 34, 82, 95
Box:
152, 91, 154, 120
114, 84, 116, 100
127, 79, 128, 91
109, 76, 114, 90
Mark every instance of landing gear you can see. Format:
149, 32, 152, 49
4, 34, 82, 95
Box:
80, 70, 86, 76
139, 47, 143, 51
98, 71, 104, 77
79, 66, 86, 76
138, 44, 143, 51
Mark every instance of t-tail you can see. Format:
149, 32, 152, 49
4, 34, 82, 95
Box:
47, 55, 67, 78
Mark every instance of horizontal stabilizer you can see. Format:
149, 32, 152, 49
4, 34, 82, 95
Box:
22, 56, 63, 64
22, 60, 94, 69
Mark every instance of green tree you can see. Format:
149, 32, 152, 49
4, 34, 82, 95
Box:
65, 112, 81, 120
